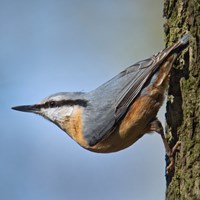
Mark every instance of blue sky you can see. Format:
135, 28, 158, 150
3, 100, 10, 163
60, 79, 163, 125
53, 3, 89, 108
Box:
1, 1, 167, 199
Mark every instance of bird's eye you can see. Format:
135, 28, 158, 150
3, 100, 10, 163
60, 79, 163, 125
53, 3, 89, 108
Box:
48, 101, 55, 108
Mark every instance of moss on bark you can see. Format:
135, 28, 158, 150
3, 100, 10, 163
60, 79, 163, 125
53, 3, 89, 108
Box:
163, 0, 200, 199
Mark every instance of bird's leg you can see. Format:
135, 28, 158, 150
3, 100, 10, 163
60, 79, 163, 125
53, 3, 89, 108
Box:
148, 118, 181, 174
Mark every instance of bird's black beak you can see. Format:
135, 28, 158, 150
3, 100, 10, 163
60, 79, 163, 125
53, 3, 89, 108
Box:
12, 105, 39, 113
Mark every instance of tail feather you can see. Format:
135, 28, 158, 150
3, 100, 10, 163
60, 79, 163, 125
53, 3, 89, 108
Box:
179, 33, 189, 45
166, 33, 189, 56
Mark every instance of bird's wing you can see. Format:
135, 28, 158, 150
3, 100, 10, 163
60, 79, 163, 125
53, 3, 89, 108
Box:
83, 56, 159, 146
114, 57, 158, 120
83, 34, 189, 146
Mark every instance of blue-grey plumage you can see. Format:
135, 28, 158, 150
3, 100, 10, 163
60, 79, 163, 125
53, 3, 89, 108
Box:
12, 34, 189, 172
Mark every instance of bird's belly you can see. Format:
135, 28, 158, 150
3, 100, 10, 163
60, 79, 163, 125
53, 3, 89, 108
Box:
87, 90, 164, 153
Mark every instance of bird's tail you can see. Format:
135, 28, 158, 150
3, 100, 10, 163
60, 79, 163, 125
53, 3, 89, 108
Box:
154, 33, 189, 72
164, 33, 189, 56
153, 33, 189, 87
179, 33, 190, 45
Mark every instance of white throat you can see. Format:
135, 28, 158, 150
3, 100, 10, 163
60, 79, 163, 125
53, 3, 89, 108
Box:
42, 106, 74, 121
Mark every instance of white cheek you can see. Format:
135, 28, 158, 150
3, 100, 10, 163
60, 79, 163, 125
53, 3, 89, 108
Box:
60, 106, 74, 117
43, 106, 74, 121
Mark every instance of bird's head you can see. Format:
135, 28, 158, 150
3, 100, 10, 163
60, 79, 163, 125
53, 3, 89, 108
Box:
12, 92, 88, 127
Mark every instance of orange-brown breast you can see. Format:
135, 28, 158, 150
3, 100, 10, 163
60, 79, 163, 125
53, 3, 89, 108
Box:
60, 106, 88, 147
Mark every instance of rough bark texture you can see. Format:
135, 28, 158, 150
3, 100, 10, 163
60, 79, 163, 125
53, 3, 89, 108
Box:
163, 0, 200, 199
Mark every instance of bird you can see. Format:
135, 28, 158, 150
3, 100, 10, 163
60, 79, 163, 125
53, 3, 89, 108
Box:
12, 34, 189, 173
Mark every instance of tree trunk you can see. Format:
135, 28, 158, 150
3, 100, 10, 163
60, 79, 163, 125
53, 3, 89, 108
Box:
163, 0, 200, 199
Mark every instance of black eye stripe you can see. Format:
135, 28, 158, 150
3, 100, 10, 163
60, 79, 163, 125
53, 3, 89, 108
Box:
36, 99, 88, 109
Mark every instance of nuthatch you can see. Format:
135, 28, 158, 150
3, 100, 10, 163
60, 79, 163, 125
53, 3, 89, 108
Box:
12, 34, 189, 173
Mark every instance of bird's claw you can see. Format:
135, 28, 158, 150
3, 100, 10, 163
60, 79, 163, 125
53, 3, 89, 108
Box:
166, 141, 181, 174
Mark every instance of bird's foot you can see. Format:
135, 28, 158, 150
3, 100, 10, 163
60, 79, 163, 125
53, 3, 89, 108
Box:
166, 141, 181, 174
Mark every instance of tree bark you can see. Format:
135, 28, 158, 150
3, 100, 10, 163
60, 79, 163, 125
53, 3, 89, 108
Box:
163, 0, 200, 199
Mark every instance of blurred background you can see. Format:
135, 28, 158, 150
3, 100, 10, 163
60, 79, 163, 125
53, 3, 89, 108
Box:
0, 0, 166, 200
